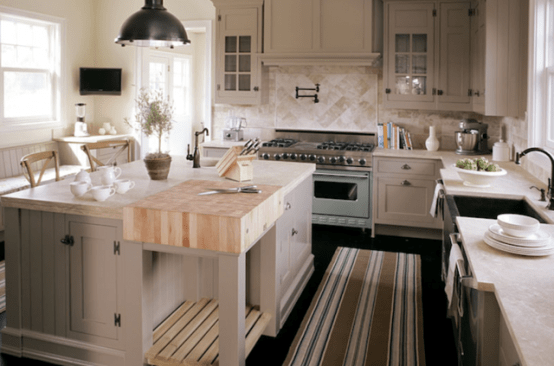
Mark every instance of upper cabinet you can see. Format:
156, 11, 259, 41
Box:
263, 0, 380, 63
383, 1, 471, 111
470, 0, 528, 117
213, 1, 268, 105
383, 0, 528, 117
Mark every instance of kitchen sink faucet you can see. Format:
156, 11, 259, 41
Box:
187, 128, 209, 168
515, 147, 554, 209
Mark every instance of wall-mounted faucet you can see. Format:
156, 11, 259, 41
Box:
187, 128, 209, 168
516, 147, 554, 209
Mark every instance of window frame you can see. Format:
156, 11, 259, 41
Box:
0, 6, 65, 133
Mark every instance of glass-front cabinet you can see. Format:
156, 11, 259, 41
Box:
385, 2, 435, 108
384, 1, 472, 111
215, 5, 265, 105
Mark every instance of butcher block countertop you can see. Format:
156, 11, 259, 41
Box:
123, 179, 283, 253
0, 157, 315, 222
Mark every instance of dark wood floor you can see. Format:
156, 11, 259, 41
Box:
0, 225, 457, 366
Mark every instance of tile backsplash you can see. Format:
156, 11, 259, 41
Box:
213, 65, 505, 151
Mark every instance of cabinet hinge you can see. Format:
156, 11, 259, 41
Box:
385, 88, 391, 94
114, 313, 121, 327
114, 241, 120, 255
61, 235, 74, 246
469, 8, 476, 16
218, 15, 222, 21
433, 9, 437, 17
468, 89, 473, 97
217, 84, 221, 91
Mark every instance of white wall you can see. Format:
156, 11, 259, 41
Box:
0, 0, 97, 148
0, 0, 215, 149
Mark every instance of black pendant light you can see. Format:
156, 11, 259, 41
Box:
115, 0, 190, 48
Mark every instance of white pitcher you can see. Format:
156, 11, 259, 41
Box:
98, 166, 122, 186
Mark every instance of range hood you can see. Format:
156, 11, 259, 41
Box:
259, 53, 381, 67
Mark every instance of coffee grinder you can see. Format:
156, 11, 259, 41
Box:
74, 103, 89, 137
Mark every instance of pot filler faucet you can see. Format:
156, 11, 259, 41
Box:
187, 128, 209, 168
515, 147, 554, 210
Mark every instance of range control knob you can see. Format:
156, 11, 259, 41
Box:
290, 153, 297, 160
317, 156, 326, 163
300, 154, 307, 161
309, 154, 316, 161
339, 156, 346, 163
358, 158, 367, 165
274, 154, 281, 161
346, 157, 354, 165
262, 153, 270, 160
282, 153, 289, 160
330, 157, 337, 164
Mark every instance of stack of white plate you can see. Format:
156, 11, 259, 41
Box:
483, 214, 554, 256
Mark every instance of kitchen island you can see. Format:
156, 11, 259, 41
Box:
0, 157, 315, 366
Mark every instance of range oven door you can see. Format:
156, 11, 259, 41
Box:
312, 169, 371, 219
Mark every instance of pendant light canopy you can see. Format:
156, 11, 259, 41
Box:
115, 0, 190, 48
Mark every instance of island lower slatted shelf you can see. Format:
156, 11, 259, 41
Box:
145, 298, 271, 366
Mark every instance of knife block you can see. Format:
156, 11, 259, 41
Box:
216, 146, 255, 182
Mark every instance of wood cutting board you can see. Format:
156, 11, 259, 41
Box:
123, 180, 283, 253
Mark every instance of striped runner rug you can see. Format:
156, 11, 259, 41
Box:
284, 247, 425, 366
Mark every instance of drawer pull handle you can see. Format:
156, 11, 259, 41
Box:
401, 180, 411, 186
285, 202, 292, 210
292, 228, 298, 236
401, 164, 411, 170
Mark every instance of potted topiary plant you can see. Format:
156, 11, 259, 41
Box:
125, 88, 174, 180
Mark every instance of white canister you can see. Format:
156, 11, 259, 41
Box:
492, 140, 510, 161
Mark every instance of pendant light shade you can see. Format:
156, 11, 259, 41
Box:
115, 0, 190, 48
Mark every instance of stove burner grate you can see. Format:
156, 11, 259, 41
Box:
316, 141, 375, 152
262, 138, 297, 148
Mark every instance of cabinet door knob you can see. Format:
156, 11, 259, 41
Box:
253, 86, 259, 92
401, 164, 411, 170
61, 235, 74, 246
292, 228, 298, 236
401, 180, 411, 186
437, 89, 444, 96
474, 90, 480, 96
285, 202, 292, 210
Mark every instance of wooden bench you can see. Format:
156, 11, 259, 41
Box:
0, 141, 83, 232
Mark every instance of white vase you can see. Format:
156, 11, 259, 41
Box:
425, 126, 440, 151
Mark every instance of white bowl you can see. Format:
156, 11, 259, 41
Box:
497, 214, 540, 237
453, 165, 507, 187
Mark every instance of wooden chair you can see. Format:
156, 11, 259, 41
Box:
20, 151, 61, 188
80, 140, 131, 172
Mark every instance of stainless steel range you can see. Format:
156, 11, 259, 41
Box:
258, 130, 376, 230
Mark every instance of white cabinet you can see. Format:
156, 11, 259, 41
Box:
66, 218, 124, 346
373, 156, 442, 229
264, 0, 375, 55
214, 2, 268, 105
258, 174, 314, 336
469, 0, 527, 117
383, 1, 471, 111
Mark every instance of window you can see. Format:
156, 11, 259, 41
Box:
0, 7, 64, 131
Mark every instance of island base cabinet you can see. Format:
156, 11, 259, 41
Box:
1, 209, 144, 366
257, 177, 314, 337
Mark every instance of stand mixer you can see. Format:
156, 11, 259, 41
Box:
455, 119, 490, 155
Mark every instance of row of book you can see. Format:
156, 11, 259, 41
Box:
377, 122, 413, 150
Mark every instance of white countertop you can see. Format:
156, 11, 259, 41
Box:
200, 140, 248, 149
0, 157, 315, 220
457, 217, 554, 366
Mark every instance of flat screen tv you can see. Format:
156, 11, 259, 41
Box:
79, 67, 122, 95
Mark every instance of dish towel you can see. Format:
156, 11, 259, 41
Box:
429, 181, 445, 218
444, 242, 464, 309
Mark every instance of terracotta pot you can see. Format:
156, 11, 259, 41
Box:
144, 155, 172, 180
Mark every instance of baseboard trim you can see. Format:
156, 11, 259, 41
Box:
1, 327, 126, 366
374, 224, 442, 240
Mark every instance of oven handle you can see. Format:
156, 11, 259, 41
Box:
313, 172, 369, 179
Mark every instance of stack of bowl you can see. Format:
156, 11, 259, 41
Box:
484, 214, 554, 256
